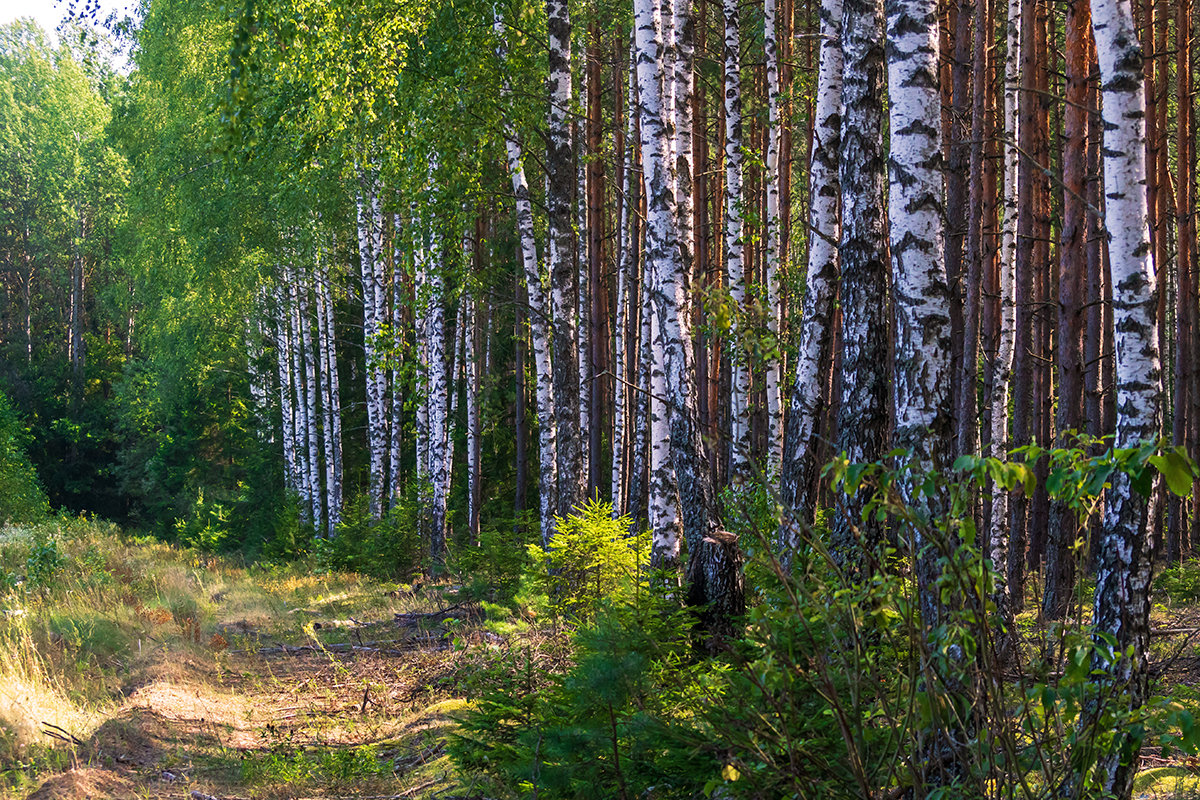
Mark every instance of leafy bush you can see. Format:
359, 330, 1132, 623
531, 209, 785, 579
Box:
453, 445, 1200, 799
313, 493, 422, 580
453, 513, 538, 604
0, 392, 48, 524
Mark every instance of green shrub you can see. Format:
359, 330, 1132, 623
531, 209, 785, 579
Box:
450, 589, 719, 800
0, 392, 48, 524
454, 513, 538, 604
24, 528, 63, 590
172, 488, 232, 552
516, 499, 649, 624
313, 493, 422, 580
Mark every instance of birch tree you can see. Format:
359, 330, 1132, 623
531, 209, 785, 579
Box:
722, 0, 751, 479
763, 0, 783, 474
315, 253, 342, 534
494, 12, 559, 546
781, 0, 842, 549
546, 0, 584, 519
831, 0, 889, 568
989, 0, 1020, 622
356, 169, 387, 520
1079, 0, 1162, 790
635, 0, 743, 624
886, 0, 952, 619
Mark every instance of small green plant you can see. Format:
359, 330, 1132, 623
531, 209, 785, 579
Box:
173, 489, 232, 553
24, 529, 62, 590
517, 498, 649, 623
314, 493, 422, 579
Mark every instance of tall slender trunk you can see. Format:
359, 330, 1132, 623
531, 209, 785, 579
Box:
1043, 0, 1089, 619
547, 0, 583, 519
425, 212, 450, 567
831, 0, 889, 568
780, 0, 841, 547
298, 263, 323, 529
956, 0, 987, 457
390, 214, 405, 505
274, 284, 298, 497
1174, 0, 1195, 561
763, 0, 784, 475
465, 282, 481, 544
635, 0, 743, 624
315, 253, 341, 535
723, 0, 751, 478
613, 44, 637, 514
1007, 0, 1037, 609
495, 13, 559, 545
287, 261, 313, 524
587, 23, 605, 500
356, 169, 387, 520
1080, 0, 1162, 789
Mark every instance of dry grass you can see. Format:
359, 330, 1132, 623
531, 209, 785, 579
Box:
0, 518, 487, 799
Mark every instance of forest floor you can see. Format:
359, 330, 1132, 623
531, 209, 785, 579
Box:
0, 519, 511, 800
6, 520, 1200, 798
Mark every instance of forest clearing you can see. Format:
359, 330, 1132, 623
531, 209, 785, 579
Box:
4, 0, 1200, 786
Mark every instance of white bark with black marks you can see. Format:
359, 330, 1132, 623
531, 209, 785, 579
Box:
989, 0, 1020, 618
723, 0, 751, 478
547, 0, 583, 519
1085, 0, 1162, 792
356, 169, 387, 520
831, 0, 889, 567
763, 0, 783, 474
781, 0, 842, 548
886, 0, 953, 625
495, 12, 559, 546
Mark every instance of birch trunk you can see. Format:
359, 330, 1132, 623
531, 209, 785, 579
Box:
831, 0, 889, 568
414, 209, 430, 517
780, 0, 842, 549
763, 0, 783, 474
723, 0, 751, 478
495, 13, 559, 545
299, 264, 323, 530
391, 214, 405, 505
274, 285, 297, 496
465, 286, 481, 544
636, 0, 743, 626
356, 169, 387, 520
629, 245, 652, 526
287, 262, 312, 524
423, 208, 450, 568
887, 0, 953, 619
989, 0, 1020, 622
315, 255, 341, 535
547, 0, 584, 519
613, 48, 638, 514
648, 292, 682, 572
577, 79, 591, 488
1083, 0, 1162, 790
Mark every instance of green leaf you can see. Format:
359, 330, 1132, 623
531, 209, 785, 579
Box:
1149, 452, 1195, 497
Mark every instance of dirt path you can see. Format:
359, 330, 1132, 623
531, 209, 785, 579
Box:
26, 614, 482, 800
